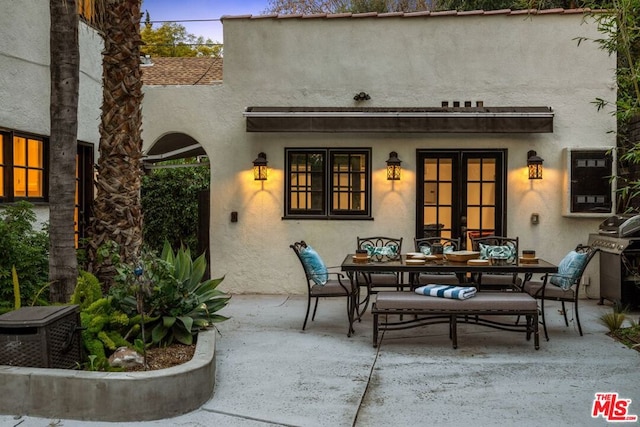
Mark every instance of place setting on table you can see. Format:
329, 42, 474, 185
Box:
342, 244, 558, 278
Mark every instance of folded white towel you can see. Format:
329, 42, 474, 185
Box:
415, 284, 477, 300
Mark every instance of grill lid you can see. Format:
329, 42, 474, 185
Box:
598, 214, 640, 237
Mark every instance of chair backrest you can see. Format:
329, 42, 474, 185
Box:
290, 240, 328, 287
470, 235, 519, 263
551, 244, 599, 293
414, 237, 460, 254
290, 241, 312, 280
357, 236, 403, 261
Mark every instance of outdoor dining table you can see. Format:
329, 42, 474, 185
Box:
340, 254, 558, 316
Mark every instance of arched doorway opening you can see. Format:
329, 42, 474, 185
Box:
143, 132, 211, 276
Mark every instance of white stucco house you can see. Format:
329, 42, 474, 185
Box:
142, 9, 616, 296
0, 0, 101, 236
0, 4, 617, 298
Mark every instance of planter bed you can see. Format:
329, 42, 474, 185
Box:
0, 329, 215, 422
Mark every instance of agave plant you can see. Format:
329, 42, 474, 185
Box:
150, 242, 230, 345
113, 241, 230, 346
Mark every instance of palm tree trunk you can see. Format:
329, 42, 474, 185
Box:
49, 0, 80, 303
87, 0, 144, 288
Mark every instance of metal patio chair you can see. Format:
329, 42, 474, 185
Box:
290, 241, 358, 337
470, 235, 521, 290
521, 244, 598, 341
414, 237, 462, 285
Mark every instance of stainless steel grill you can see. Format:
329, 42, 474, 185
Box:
588, 233, 640, 307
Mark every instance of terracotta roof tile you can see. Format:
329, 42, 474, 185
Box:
141, 57, 223, 86
220, 8, 602, 22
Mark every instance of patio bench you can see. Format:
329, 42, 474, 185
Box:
372, 291, 539, 349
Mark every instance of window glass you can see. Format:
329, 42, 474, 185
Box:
8, 134, 46, 201
14, 168, 26, 197
286, 148, 371, 219
28, 138, 43, 167
28, 169, 43, 197
13, 137, 26, 166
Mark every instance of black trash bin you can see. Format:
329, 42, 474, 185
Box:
423, 223, 444, 238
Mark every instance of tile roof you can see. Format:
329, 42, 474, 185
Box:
141, 57, 223, 86
220, 8, 604, 21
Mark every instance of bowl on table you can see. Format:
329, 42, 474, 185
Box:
444, 250, 480, 263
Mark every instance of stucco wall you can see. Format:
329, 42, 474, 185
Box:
0, 0, 102, 224
142, 12, 615, 295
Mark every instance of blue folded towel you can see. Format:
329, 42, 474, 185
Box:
415, 284, 477, 300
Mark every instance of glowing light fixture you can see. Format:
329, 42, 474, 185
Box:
386, 151, 402, 181
527, 150, 543, 180
253, 152, 268, 181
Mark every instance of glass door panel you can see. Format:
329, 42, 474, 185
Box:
417, 150, 506, 249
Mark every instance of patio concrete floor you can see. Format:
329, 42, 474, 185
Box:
2, 294, 639, 427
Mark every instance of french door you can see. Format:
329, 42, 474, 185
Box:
416, 150, 507, 249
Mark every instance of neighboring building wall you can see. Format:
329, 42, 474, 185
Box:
0, 0, 102, 225
142, 11, 616, 295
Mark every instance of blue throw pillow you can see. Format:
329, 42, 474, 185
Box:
550, 250, 588, 290
364, 244, 398, 257
479, 244, 516, 262
299, 245, 328, 286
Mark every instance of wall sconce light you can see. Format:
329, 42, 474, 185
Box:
386, 151, 402, 181
353, 92, 371, 101
527, 150, 543, 180
253, 152, 268, 181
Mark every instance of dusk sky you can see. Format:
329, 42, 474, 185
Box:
141, 0, 272, 43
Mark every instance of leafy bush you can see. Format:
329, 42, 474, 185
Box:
0, 202, 49, 313
71, 271, 147, 371
112, 241, 229, 346
141, 161, 209, 255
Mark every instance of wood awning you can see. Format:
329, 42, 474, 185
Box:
244, 106, 554, 133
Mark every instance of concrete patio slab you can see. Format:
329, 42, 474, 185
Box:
1, 294, 639, 427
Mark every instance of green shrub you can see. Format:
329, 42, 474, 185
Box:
141, 161, 209, 255
112, 241, 230, 346
600, 304, 628, 333
0, 202, 49, 313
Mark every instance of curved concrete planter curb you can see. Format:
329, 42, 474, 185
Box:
0, 329, 216, 422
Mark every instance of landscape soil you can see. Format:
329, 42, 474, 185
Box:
123, 343, 196, 371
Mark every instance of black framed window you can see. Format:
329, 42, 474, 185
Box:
0, 130, 48, 203
285, 148, 371, 219
569, 149, 613, 213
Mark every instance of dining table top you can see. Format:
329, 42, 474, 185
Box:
340, 254, 558, 274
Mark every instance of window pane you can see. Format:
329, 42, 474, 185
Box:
467, 158, 481, 181
289, 151, 325, 212
14, 168, 26, 197
13, 137, 26, 166
467, 182, 480, 205
438, 182, 452, 205
424, 159, 438, 180
482, 183, 496, 204
331, 153, 366, 213
28, 138, 43, 168
482, 207, 495, 229
482, 159, 496, 181
439, 159, 453, 181
27, 170, 43, 197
